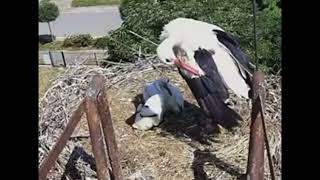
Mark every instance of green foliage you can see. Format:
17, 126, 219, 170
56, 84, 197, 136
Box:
39, 1, 59, 23
93, 36, 110, 49
109, 0, 281, 73
112, 0, 208, 62
39, 41, 64, 50
62, 34, 94, 47
257, 0, 281, 72
40, 36, 110, 50
42, 0, 51, 3
71, 0, 120, 7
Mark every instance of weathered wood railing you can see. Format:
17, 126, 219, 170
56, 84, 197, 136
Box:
39, 74, 123, 180
246, 71, 275, 180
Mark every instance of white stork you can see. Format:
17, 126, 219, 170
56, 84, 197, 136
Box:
156, 18, 255, 131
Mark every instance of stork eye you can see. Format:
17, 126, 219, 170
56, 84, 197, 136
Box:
165, 59, 171, 63
144, 105, 149, 108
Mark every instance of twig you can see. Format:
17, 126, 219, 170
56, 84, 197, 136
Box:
97, 59, 133, 66
70, 135, 90, 139
138, 46, 141, 62
127, 30, 159, 46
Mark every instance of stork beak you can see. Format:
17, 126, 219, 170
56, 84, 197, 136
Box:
174, 57, 200, 76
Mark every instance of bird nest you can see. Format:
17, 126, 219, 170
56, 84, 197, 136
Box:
39, 57, 281, 180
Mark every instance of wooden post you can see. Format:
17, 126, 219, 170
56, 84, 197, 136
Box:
48, 51, 54, 67
61, 51, 67, 67
94, 52, 99, 66
38, 74, 123, 180
98, 88, 123, 180
246, 71, 266, 180
39, 102, 85, 180
85, 75, 111, 180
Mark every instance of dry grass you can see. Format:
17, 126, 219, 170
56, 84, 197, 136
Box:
38, 58, 281, 180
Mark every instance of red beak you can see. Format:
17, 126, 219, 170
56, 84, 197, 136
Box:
174, 58, 200, 76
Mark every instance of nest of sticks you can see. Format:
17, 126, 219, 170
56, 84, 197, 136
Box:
39, 56, 281, 180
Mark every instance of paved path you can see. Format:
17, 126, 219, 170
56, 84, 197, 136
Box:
39, 6, 123, 38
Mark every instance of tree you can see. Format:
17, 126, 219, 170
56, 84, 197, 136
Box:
39, 2, 59, 42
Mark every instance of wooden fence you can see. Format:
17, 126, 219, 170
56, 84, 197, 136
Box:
39, 50, 108, 67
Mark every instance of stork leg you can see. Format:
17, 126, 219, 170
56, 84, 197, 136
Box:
202, 117, 220, 135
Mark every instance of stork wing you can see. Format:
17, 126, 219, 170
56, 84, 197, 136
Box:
168, 84, 185, 108
179, 72, 241, 129
155, 79, 173, 96
213, 29, 255, 84
178, 48, 242, 129
194, 48, 229, 101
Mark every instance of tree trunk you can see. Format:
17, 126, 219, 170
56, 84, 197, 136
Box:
47, 22, 54, 42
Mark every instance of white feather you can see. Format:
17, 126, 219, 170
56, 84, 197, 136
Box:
160, 17, 224, 40
212, 45, 250, 98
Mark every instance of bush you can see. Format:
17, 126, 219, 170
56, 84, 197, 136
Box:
108, 0, 281, 73
39, 41, 64, 50
93, 36, 110, 49
62, 34, 93, 47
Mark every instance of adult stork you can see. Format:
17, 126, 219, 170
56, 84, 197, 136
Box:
157, 18, 255, 132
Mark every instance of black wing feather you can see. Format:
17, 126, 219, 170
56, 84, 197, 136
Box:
178, 49, 241, 129
157, 79, 173, 96
194, 48, 229, 101
213, 29, 255, 78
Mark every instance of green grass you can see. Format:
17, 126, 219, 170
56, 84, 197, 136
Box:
39, 41, 64, 50
71, 0, 120, 7
39, 41, 96, 51
39, 67, 65, 98
41, 0, 51, 3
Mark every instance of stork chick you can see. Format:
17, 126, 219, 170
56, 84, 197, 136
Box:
132, 79, 184, 130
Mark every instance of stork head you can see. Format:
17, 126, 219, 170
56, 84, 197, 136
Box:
157, 38, 176, 65
157, 38, 204, 77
